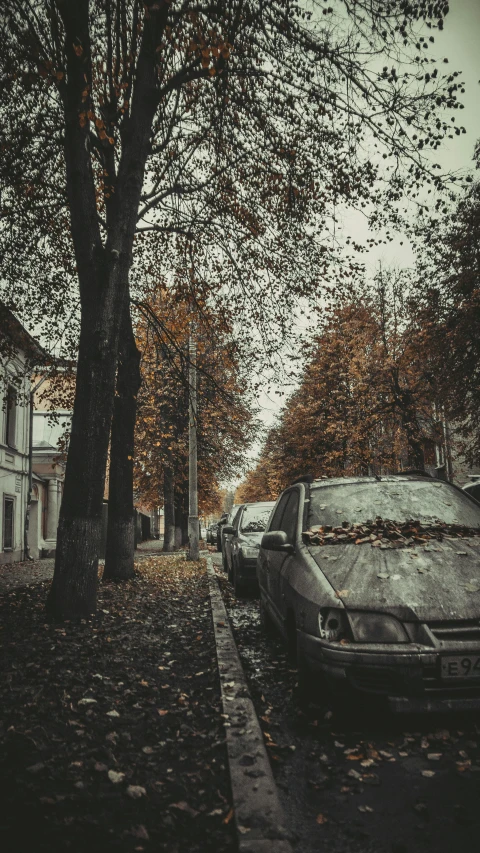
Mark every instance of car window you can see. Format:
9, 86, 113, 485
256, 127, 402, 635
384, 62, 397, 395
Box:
279, 492, 300, 544
227, 505, 240, 524
309, 480, 480, 528
269, 493, 290, 532
465, 484, 480, 503
240, 503, 275, 533
230, 506, 242, 527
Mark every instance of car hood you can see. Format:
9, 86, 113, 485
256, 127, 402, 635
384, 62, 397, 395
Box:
307, 537, 480, 622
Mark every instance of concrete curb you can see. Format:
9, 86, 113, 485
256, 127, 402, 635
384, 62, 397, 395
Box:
204, 552, 294, 853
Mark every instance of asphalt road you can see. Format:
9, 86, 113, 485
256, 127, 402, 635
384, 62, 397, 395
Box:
211, 552, 480, 853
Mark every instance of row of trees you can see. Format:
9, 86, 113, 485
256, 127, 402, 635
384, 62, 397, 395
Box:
0, 1, 468, 618
237, 175, 480, 502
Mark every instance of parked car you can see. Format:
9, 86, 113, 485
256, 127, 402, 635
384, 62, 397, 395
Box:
257, 474, 480, 713
223, 501, 276, 595
220, 505, 241, 568
207, 522, 219, 545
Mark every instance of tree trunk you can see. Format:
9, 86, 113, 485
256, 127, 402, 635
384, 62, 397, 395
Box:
45, 8, 167, 619
163, 466, 175, 552
103, 306, 141, 581
174, 485, 188, 549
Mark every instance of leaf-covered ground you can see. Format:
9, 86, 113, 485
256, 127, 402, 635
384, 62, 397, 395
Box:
0, 555, 235, 853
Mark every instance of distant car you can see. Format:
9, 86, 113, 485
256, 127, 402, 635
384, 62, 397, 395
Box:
207, 523, 219, 545
257, 474, 480, 713
223, 501, 276, 596
220, 505, 241, 568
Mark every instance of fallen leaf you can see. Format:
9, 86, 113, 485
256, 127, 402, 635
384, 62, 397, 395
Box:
127, 785, 147, 799
427, 753, 442, 761
358, 805, 374, 813
377, 573, 389, 580
108, 770, 125, 784
78, 698, 97, 705
157, 709, 169, 716
27, 762, 45, 773
421, 770, 435, 778
106, 710, 120, 718
130, 825, 149, 840
223, 808, 234, 824
316, 813, 328, 824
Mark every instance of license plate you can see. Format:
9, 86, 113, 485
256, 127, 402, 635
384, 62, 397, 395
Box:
441, 655, 480, 679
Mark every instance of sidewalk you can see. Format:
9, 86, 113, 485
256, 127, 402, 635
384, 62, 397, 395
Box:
0, 540, 170, 593
0, 551, 236, 853
0, 556, 55, 592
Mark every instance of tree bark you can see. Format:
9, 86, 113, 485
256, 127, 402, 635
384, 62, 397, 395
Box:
163, 466, 175, 552
174, 484, 188, 549
103, 306, 141, 580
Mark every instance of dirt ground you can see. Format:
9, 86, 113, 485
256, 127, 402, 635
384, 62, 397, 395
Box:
0, 553, 235, 853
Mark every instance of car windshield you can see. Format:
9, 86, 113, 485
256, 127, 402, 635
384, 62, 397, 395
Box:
240, 504, 275, 533
309, 480, 480, 529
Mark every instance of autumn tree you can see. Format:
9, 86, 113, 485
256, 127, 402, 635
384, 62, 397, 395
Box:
240, 278, 442, 493
133, 288, 256, 549
0, 0, 466, 617
415, 174, 480, 465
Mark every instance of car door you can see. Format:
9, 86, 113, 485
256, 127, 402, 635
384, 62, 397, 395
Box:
268, 490, 300, 629
258, 494, 289, 606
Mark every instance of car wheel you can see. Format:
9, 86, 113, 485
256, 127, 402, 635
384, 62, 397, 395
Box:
259, 596, 275, 636
222, 549, 228, 572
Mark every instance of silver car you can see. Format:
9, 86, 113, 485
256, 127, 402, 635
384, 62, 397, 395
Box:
257, 475, 480, 713
223, 501, 275, 595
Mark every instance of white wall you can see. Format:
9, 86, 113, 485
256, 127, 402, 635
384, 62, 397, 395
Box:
0, 354, 30, 564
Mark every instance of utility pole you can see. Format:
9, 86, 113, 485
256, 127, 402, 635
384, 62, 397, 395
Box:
187, 333, 199, 560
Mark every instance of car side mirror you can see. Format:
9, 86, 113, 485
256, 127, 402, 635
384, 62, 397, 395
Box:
223, 525, 235, 535
261, 530, 294, 554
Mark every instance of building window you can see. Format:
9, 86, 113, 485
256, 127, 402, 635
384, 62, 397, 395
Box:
3, 497, 14, 550
4, 385, 17, 447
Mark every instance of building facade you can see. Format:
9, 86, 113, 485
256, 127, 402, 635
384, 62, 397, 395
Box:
1, 304, 47, 563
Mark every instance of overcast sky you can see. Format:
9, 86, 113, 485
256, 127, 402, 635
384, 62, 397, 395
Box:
244, 0, 480, 478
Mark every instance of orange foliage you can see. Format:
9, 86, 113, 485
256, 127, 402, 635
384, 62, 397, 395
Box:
133, 287, 256, 514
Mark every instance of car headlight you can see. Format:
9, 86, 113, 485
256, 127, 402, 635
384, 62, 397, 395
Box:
239, 546, 258, 560
318, 608, 349, 642
348, 612, 408, 644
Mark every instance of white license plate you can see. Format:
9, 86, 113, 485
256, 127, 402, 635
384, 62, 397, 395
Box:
441, 655, 480, 679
